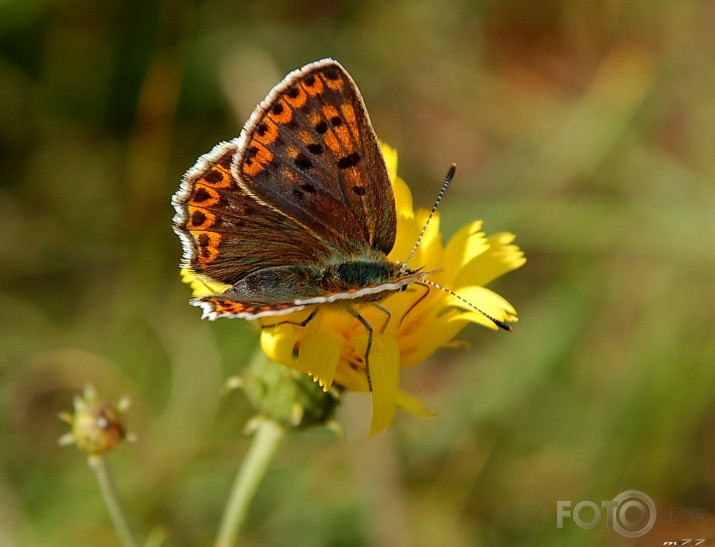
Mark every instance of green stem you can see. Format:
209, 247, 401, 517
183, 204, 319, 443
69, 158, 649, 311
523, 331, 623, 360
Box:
91, 456, 140, 547
215, 419, 286, 547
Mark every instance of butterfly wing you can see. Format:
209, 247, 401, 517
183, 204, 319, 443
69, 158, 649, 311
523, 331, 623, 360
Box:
172, 141, 332, 287
232, 59, 397, 257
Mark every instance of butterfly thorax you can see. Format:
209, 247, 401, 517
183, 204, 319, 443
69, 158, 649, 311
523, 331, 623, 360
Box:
322, 256, 405, 294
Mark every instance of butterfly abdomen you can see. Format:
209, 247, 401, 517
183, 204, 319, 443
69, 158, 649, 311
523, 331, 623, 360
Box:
226, 265, 325, 303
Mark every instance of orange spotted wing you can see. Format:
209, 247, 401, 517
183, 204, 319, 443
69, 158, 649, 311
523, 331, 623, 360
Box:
233, 60, 396, 256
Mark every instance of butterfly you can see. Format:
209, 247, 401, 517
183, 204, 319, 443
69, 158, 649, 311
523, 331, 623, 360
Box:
172, 58, 508, 388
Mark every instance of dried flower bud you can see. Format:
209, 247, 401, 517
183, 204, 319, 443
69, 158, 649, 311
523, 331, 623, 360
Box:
59, 384, 132, 457
231, 351, 342, 430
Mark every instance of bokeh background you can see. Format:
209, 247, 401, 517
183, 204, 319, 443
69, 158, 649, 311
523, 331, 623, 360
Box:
2, 0, 714, 545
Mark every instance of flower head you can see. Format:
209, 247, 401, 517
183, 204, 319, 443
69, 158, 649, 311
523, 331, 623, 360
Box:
182, 143, 525, 435
58, 384, 133, 461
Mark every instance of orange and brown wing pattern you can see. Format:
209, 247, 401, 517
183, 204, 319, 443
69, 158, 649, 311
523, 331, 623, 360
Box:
233, 59, 397, 257
172, 141, 331, 286
191, 295, 307, 320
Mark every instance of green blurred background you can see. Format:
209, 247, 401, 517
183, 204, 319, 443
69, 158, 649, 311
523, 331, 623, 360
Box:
2, 0, 714, 545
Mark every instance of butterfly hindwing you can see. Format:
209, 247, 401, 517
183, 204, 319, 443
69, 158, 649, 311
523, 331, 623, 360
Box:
191, 295, 307, 320
172, 141, 333, 286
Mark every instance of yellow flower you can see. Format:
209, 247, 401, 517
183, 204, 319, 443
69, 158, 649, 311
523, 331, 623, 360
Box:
181, 143, 525, 436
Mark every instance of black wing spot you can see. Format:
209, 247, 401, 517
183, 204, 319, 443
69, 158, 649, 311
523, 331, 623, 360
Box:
330, 116, 342, 127
300, 182, 317, 194
315, 120, 328, 134
294, 153, 313, 170
198, 234, 211, 257
286, 87, 300, 98
324, 67, 340, 80
218, 154, 233, 168
352, 185, 366, 196
248, 146, 259, 158
272, 103, 284, 115
204, 169, 223, 183
337, 152, 361, 169
193, 187, 211, 203
304, 75, 316, 86
256, 123, 268, 136
307, 143, 324, 155
191, 210, 207, 226
292, 188, 304, 199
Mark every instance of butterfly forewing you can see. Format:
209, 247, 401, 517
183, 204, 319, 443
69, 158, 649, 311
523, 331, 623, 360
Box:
233, 59, 397, 257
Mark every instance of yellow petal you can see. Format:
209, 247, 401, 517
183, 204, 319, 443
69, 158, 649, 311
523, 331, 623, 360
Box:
452, 286, 519, 326
453, 232, 527, 288
332, 358, 369, 392
393, 175, 414, 218
373, 286, 428, 336
260, 327, 300, 369
390, 208, 444, 272
398, 310, 471, 367
389, 211, 421, 262
180, 268, 231, 297
298, 328, 345, 391
443, 221, 488, 282
365, 335, 401, 436
448, 310, 500, 331
379, 141, 415, 218
413, 208, 443, 263
396, 390, 437, 417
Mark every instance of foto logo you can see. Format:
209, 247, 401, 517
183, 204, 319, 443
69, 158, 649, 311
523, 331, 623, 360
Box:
557, 490, 657, 538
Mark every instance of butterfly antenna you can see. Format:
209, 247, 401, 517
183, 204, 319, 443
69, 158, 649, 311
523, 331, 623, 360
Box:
402, 163, 456, 269
421, 279, 512, 332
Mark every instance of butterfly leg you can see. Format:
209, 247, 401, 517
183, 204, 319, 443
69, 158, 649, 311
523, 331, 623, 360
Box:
370, 302, 392, 334
348, 308, 374, 391
260, 308, 318, 330
398, 282, 431, 326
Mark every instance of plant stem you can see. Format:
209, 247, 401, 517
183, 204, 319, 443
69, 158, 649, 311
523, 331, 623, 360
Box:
215, 419, 286, 547
91, 456, 140, 547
